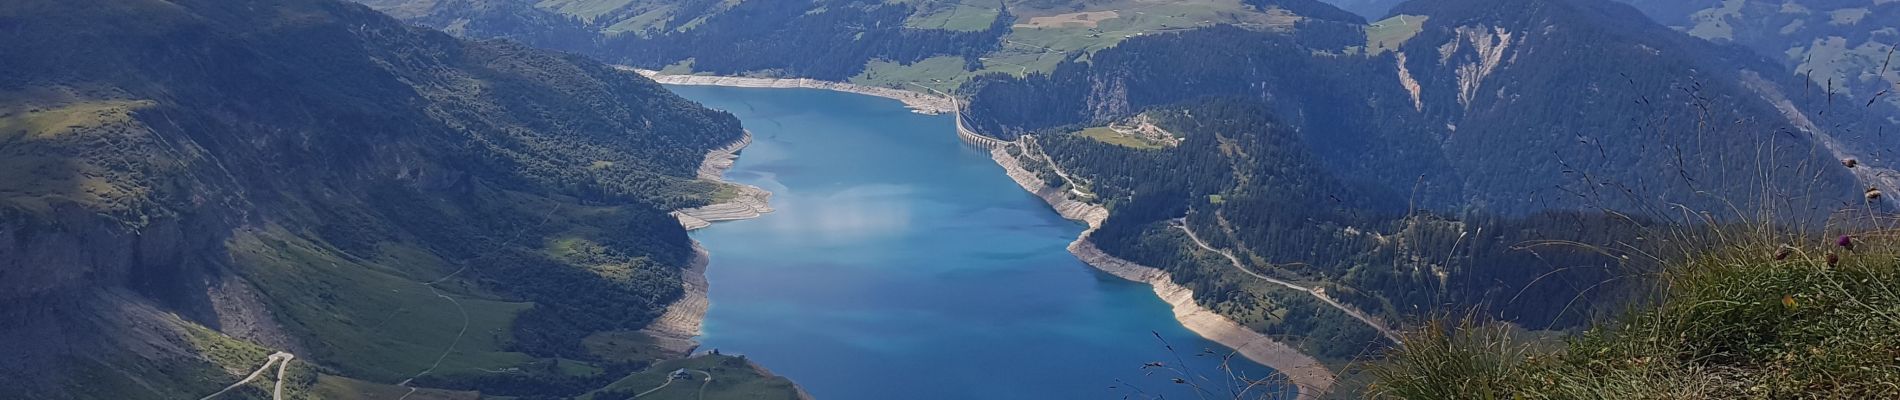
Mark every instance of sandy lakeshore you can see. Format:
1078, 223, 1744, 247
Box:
641, 242, 711, 356
672, 131, 774, 231
989, 144, 1338, 399
645, 131, 773, 355
625, 67, 957, 115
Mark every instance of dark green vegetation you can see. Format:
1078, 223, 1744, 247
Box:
600, 0, 1014, 80
1370, 231, 1900, 399
354, 0, 1365, 89
0, 0, 802, 398
361, 0, 1017, 81
963, 0, 1899, 372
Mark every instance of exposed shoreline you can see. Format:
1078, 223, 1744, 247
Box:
645, 130, 773, 356
642, 81, 1333, 397
645, 130, 814, 399
987, 143, 1337, 399
624, 68, 957, 115
672, 131, 775, 231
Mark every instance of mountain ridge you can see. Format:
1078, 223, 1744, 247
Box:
0, 0, 793, 397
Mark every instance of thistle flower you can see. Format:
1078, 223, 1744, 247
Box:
1826, 253, 1840, 267
1843, 158, 1859, 168
1868, 187, 1883, 201
1837, 235, 1855, 250
1772, 245, 1793, 261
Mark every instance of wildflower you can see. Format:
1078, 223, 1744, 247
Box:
1837, 235, 1855, 250
1772, 245, 1793, 261
1844, 158, 1859, 168
1826, 253, 1840, 267
1868, 187, 1883, 201
1782, 294, 1797, 309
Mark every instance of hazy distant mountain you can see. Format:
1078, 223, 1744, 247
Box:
0, 0, 776, 397
1618, 0, 1900, 118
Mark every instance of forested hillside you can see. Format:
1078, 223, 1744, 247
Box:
966, 0, 1898, 369
0, 0, 782, 398
351, 0, 1366, 88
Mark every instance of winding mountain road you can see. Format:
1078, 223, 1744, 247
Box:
1171, 218, 1402, 343
397, 205, 564, 400
200, 352, 295, 400
633, 369, 712, 399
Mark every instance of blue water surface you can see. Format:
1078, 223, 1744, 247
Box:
669, 85, 1289, 400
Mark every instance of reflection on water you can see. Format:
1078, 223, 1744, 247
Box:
670, 85, 1289, 400
751, 183, 915, 241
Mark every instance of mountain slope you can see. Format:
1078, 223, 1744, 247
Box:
0, 0, 761, 398
1616, 0, 1900, 118
960, 0, 1894, 375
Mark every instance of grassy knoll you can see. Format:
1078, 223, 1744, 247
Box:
0, 96, 165, 218
1072, 126, 1167, 149
1362, 14, 1425, 55
900, 0, 1001, 31
851, 55, 974, 90
585, 355, 805, 400
0, 99, 151, 140
1369, 233, 1900, 399
857, 0, 1296, 88
229, 226, 536, 382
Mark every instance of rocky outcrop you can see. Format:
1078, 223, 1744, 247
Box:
1395, 52, 1424, 111
1440, 25, 1516, 108
672, 131, 774, 231
673, 189, 772, 230
204, 274, 302, 354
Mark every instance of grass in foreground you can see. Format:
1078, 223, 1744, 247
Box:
1368, 232, 1900, 399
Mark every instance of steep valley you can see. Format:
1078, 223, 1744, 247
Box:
7, 0, 1900, 398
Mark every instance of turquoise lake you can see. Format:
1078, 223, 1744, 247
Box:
669, 85, 1288, 400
